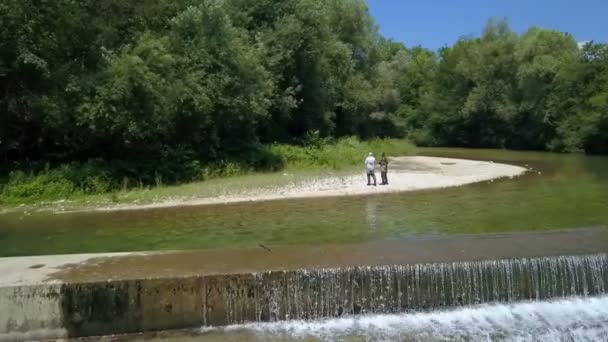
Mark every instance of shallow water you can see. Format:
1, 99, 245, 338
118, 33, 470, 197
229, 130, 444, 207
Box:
1, 149, 607, 256
109, 296, 608, 341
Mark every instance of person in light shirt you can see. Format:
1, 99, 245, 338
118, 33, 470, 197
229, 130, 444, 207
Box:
365, 152, 377, 186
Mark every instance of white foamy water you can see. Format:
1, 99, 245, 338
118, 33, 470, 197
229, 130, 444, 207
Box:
199, 296, 608, 341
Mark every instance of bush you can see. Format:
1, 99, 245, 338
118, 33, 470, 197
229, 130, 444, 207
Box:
200, 161, 246, 180
199, 144, 285, 180
58, 161, 112, 193
270, 137, 415, 170
1, 169, 78, 202
238, 144, 285, 172
104, 146, 202, 187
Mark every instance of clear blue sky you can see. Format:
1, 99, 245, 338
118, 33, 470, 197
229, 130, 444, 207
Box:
366, 0, 607, 50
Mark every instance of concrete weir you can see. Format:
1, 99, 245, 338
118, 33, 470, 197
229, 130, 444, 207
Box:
1, 227, 608, 341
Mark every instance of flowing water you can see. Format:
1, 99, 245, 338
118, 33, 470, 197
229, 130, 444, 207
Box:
1, 149, 607, 257
213, 254, 608, 325
112, 296, 608, 341
83, 254, 608, 341
195, 296, 608, 341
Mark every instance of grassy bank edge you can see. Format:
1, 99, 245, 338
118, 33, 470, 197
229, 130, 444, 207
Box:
0, 138, 415, 212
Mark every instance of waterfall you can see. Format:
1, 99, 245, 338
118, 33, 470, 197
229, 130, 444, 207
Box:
203, 296, 608, 342
209, 254, 608, 325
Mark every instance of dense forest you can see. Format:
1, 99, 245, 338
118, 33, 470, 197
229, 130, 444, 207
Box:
1, 0, 607, 193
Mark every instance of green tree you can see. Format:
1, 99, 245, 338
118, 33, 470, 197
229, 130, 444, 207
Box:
576, 43, 608, 154
3, 1, 608, 196
513, 27, 579, 150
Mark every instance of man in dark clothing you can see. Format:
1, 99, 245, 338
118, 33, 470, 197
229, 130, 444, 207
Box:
379, 152, 389, 185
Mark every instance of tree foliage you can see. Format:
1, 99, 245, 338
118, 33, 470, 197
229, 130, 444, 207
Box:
1, 2, 607, 187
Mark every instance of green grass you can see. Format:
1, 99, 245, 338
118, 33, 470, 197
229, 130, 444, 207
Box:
270, 137, 415, 170
0, 138, 414, 211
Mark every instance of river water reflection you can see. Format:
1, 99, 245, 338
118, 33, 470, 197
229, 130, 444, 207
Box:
0, 148, 607, 256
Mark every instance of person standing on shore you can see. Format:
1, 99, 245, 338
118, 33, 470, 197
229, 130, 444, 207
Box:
365, 152, 377, 186
380, 152, 389, 185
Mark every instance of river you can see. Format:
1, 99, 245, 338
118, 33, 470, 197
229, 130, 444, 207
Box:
0, 148, 607, 257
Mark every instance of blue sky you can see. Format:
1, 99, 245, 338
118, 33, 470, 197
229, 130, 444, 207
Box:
366, 0, 607, 50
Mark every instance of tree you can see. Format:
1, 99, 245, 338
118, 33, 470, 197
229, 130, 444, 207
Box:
577, 43, 608, 154
2, 2, 608, 191
514, 27, 579, 150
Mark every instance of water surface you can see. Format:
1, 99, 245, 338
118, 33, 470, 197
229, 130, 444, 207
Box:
1, 149, 607, 256
106, 296, 608, 342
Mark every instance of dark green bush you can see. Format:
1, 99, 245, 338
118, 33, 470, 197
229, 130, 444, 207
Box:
2, 169, 77, 201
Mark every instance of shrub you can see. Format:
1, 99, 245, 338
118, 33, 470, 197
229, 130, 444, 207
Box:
270, 137, 415, 170
1, 169, 78, 202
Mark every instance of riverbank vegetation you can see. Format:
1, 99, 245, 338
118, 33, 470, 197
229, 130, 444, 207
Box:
1, 0, 607, 203
0, 138, 413, 205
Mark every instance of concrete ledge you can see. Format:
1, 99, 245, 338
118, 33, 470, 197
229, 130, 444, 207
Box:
0, 284, 66, 341
1, 227, 608, 341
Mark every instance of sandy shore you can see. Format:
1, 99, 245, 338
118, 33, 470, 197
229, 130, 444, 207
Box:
86, 156, 526, 212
